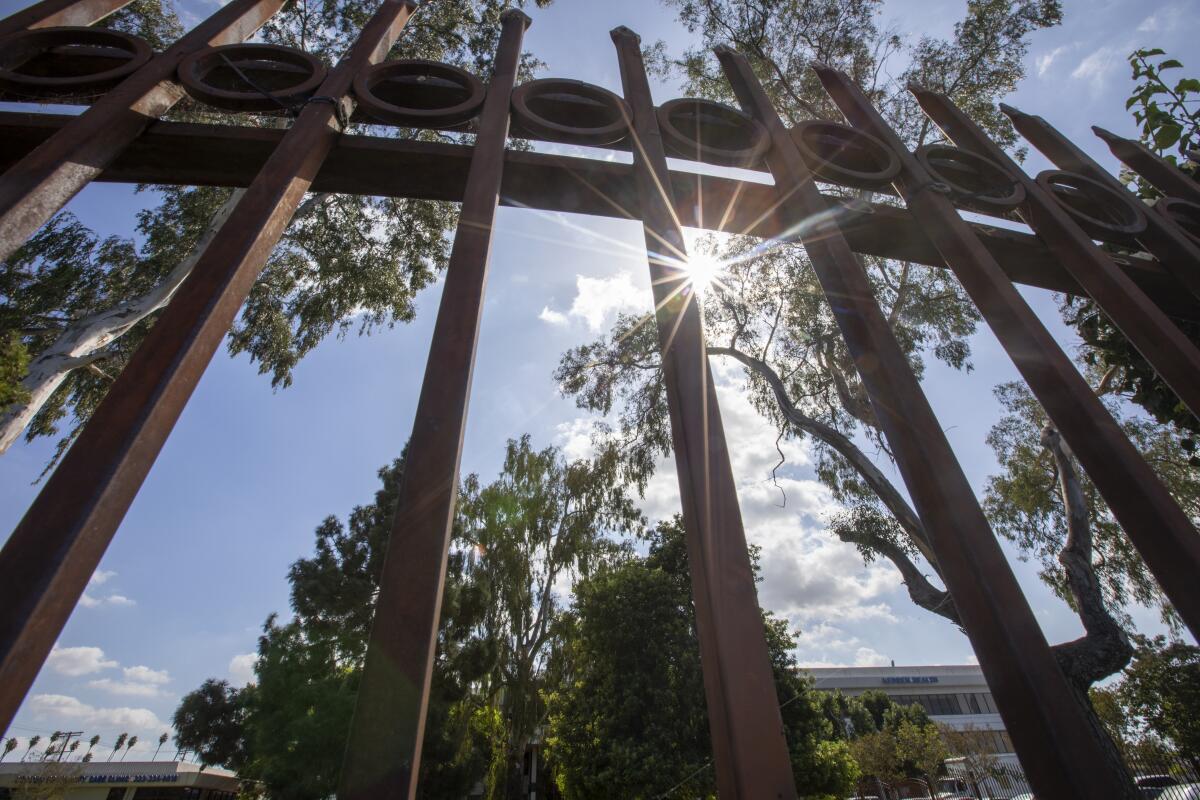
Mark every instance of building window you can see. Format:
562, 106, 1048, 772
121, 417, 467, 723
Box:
131, 789, 203, 800
890, 693, 963, 715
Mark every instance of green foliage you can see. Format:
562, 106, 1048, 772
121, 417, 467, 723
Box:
1126, 49, 1199, 171
1118, 636, 1200, 758
1062, 48, 1200, 440
1, 0, 554, 457
545, 516, 859, 799
173, 437, 637, 799
0, 332, 30, 410
455, 435, 641, 796
173, 679, 249, 771
984, 382, 1200, 627
556, 0, 1062, 639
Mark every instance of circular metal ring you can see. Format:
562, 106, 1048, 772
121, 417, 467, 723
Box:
178, 43, 326, 112
0, 26, 152, 95
790, 120, 900, 190
1036, 170, 1147, 243
1155, 196, 1200, 247
657, 97, 769, 167
510, 78, 629, 146
353, 59, 484, 127
915, 144, 1025, 213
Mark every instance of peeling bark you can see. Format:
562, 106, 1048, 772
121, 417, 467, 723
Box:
1039, 424, 1134, 686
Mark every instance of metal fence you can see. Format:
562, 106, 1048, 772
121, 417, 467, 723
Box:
1, 0, 1199, 797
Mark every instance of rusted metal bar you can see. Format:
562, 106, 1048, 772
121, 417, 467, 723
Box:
0, 0, 415, 737
817, 67, 1200, 644
4, 111, 1196, 317
612, 28, 798, 799
336, 11, 528, 800
0, 0, 133, 37
0, 0, 286, 263
913, 88, 1200, 421
717, 48, 1131, 800
1004, 105, 1200, 301
1094, 125, 1200, 205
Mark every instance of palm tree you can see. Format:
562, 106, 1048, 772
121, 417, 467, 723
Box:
23, 735, 40, 761
84, 734, 100, 761
2, 737, 17, 762
82, 752, 94, 763
68, 740, 81, 760
153, 732, 169, 761
108, 732, 127, 761
120, 735, 138, 761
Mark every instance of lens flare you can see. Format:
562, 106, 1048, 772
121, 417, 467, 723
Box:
685, 251, 722, 294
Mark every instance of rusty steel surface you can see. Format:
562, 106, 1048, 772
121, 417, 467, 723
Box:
0, 26, 153, 95
4, 111, 1195, 318
720, 50, 1131, 800
913, 88, 1200, 424
1005, 105, 1200, 301
336, 10, 528, 800
0, 0, 287, 263
613, 27, 799, 800
0, 0, 132, 37
817, 66, 1200, 649
0, 0, 415, 737
1094, 125, 1200, 205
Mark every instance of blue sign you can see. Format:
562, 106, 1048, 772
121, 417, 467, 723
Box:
881, 676, 939, 684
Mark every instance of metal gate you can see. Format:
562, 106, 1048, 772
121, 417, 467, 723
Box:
1, 1, 1198, 797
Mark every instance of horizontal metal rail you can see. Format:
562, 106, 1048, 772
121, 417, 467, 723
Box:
1, 112, 1194, 318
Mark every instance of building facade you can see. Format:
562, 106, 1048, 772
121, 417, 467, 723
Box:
0, 760, 241, 800
803, 664, 1014, 754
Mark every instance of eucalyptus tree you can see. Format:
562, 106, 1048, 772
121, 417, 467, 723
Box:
454, 436, 642, 797
173, 438, 637, 799
0, 0, 552, 458
554, 0, 1162, 714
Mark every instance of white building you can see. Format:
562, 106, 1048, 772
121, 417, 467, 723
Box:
803, 663, 1014, 754
0, 760, 241, 800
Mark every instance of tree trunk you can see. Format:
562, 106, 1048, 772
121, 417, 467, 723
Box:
0, 187, 246, 454
1041, 424, 1139, 799
0, 188, 332, 454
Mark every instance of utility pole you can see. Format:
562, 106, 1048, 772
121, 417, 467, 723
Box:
56, 731, 82, 761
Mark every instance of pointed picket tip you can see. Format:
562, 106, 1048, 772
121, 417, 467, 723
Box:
1092, 125, 1123, 145
905, 80, 930, 96
997, 102, 1028, 120
712, 43, 738, 57
610, 25, 641, 44
499, 7, 532, 29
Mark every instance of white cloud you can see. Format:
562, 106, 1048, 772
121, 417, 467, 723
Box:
79, 571, 136, 608
229, 653, 257, 686
46, 646, 118, 677
539, 272, 648, 332
1071, 46, 1120, 92
87, 678, 163, 698
538, 306, 568, 326
88, 570, 116, 588
27, 693, 163, 730
553, 418, 595, 461
123, 665, 169, 685
1036, 45, 1069, 77
87, 665, 170, 697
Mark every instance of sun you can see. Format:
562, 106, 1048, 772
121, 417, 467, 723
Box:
685, 251, 722, 294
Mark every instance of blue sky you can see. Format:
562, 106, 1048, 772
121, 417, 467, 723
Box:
1, 0, 1198, 762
